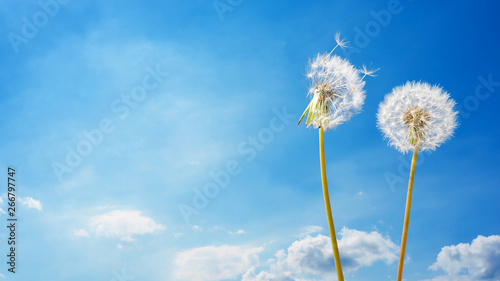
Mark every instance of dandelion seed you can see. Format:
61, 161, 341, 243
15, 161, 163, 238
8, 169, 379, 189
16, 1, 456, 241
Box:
334, 32, 349, 49
360, 64, 379, 78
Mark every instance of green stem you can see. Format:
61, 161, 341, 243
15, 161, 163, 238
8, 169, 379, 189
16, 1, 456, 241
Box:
397, 147, 419, 281
319, 128, 344, 281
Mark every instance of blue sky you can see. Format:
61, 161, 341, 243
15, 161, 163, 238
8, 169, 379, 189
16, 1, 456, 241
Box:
1, 0, 500, 280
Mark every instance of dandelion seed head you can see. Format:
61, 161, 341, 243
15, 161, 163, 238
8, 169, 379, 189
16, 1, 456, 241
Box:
301, 54, 367, 131
377, 81, 458, 153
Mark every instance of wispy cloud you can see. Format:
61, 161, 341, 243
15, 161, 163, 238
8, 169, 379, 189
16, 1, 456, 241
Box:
173, 232, 185, 238
299, 225, 323, 237
86, 209, 165, 241
73, 229, 90, 238
18, 196, 43, 211
174, 245, 263, 281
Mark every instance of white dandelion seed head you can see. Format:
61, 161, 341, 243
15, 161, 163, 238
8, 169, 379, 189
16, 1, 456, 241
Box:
377, 81, 459, 154
301, 54, 367, 131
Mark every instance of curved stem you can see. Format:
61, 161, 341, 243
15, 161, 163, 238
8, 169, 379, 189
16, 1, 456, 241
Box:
319, 128, 344, 281
397, 148, 419, 281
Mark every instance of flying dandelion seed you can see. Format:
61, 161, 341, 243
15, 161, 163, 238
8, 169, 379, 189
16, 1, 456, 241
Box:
333, 32, 349, 50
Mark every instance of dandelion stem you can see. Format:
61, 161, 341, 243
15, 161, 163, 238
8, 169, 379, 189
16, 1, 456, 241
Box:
319, 128, 344, 281
397, 147, 419, 281
327, 44, 339, 57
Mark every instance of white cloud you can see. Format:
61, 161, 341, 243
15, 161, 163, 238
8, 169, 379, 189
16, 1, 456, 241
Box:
18, 196, 42, 211
338, 227, 398, 272
211, 226, 245, 235
174, 245, 263, 281
192, 225, 202, 231
74, 229, 90, 237
243, 227, 398, 281
88, 210, 165, 241
424, 235, 500, 281
421, 276, 471, 281
299, 225, 323, 237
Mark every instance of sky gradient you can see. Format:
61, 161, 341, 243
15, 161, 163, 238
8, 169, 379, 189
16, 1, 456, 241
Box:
1, 0, 500, 280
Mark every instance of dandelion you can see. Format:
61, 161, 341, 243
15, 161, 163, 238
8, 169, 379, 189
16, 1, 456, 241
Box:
378, 81, 458, 154
298, 32, 375, 281
377, 81, 458, 281
298, 54, 372, 131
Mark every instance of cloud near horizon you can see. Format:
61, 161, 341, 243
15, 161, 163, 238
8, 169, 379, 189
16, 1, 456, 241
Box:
174, 227, 398, 281
423, 234, 500, 281
244, 227, 398, 281
174, 245, 264, 281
